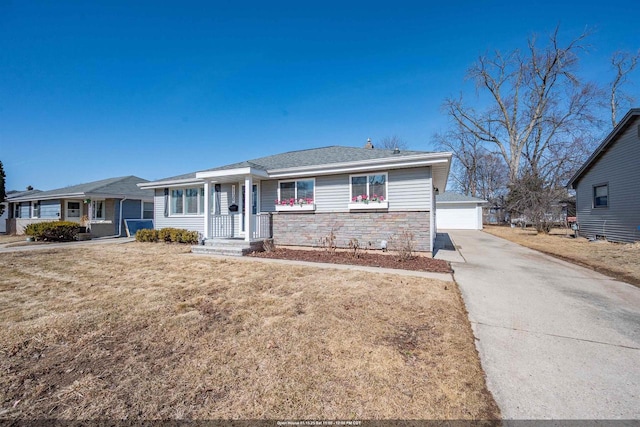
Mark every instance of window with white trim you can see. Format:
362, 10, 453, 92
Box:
67, 201, 81, 218
593, 184, 608, 208
350, 173, 387, 203
277, 179, 315, 205
170, 187, 205, 215
143, 202, 154, 219
91, 200, 105, 220
32, 202, 40, 218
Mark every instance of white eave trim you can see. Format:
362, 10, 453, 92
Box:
436, 200, 488, 205
8, 192, 153, 202
138, 178, 203, 189
196, 167, 269, 179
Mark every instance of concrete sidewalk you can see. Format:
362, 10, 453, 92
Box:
449, 230, 640, 419
0, 237, 135, 253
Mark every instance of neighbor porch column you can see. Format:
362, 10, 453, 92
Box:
203, 181, 210, 239
244, 175, 253, 242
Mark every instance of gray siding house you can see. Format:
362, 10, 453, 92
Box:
139, 144, 452, 253
567, 108, 640, 243
6, 176, 154, 237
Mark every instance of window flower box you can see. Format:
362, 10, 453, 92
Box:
276, 204, 316, 212
275, 198, 315, 212
348, 201, 389, 210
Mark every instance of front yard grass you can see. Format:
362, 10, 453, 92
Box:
0, 242, 499, 420
483, 225, 640, 286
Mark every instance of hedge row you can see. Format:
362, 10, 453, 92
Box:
24, 221, 83, 242
135, 228, 199, 244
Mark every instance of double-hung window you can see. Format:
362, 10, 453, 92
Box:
593, 184, 608, 208
276, 179, 315, 208
91, 200, 105, 220
350, 173, 388, 208
171, 187, 205, 215
32, 202, 40, 218
142, 202, 154, 219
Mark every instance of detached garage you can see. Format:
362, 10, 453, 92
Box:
436, 192, 487, 230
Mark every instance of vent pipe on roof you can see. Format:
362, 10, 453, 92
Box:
364, 138, 374, 149
393, 146, 400, 154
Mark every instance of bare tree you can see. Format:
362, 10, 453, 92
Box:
443, 26, 600, 185
377, 135, 409, 150
610, 50, 640, 127
435, 126, 508, 200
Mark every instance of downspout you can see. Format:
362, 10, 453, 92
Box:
118, 196, 128, 237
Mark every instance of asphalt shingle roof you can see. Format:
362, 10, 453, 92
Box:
155, 145, 432, 182
7, 176, 152, 201
436, 192, 487, 203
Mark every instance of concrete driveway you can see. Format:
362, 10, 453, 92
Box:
446, 230, 640, 419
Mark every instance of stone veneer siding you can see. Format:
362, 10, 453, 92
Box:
272, 211, 431, 252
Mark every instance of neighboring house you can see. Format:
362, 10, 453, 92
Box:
0, 202, 7, 233
436, 192, 487, 230
2, 189, 42, 233
567, 108, 640, 243
139, 144, 452, 253
6, 176, 154, 237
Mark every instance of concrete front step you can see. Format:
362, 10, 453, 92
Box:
192, 239, 269, 256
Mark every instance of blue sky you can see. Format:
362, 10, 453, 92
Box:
1, 0, 639, 190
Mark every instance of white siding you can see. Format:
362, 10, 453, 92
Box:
153, 188, 205, 233
315, 174, 350, 213
260, 180, 277, 212
575, 117, 640, 243
388, 167, 431, 211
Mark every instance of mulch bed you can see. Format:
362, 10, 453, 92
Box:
248, 248, 452, 273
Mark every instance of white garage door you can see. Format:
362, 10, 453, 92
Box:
436, 203, 482, 230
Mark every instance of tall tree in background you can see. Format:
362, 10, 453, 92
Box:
0, 161, 6, 216
435, 126, 508, 200
442, 26, 600, 186
610, 50, 640, 127
377, 135, 409, 150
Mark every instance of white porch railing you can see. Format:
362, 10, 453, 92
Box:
209, 213, 272, 239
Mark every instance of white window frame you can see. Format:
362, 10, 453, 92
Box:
31, 201, 40, 218
90, 200, 106, 221
170, 186, 205, 216
13, 203, 20, 218
142, 201, 154, 219
276, 178, 316, 211
66, 201, 82, 219
348, 172, 389, 210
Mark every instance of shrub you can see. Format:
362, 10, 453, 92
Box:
135, 229, 158, 242
391, 230, 416, 261
24, 221, 82, 242
155, 228, 199, 244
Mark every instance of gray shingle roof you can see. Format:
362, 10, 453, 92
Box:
436, 192, 487, 203
155, 145, 433, 182
7, 176, 153, 201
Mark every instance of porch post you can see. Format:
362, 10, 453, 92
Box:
203, 181, 210, 240
244, 175, 253, 242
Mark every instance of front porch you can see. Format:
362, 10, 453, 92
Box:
207, 213, 272, 240
194, 213, 272, 256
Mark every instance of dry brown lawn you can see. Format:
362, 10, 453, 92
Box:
484, 225, 640, 286
0, 235, 25, 245
0, 242, 499, 420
